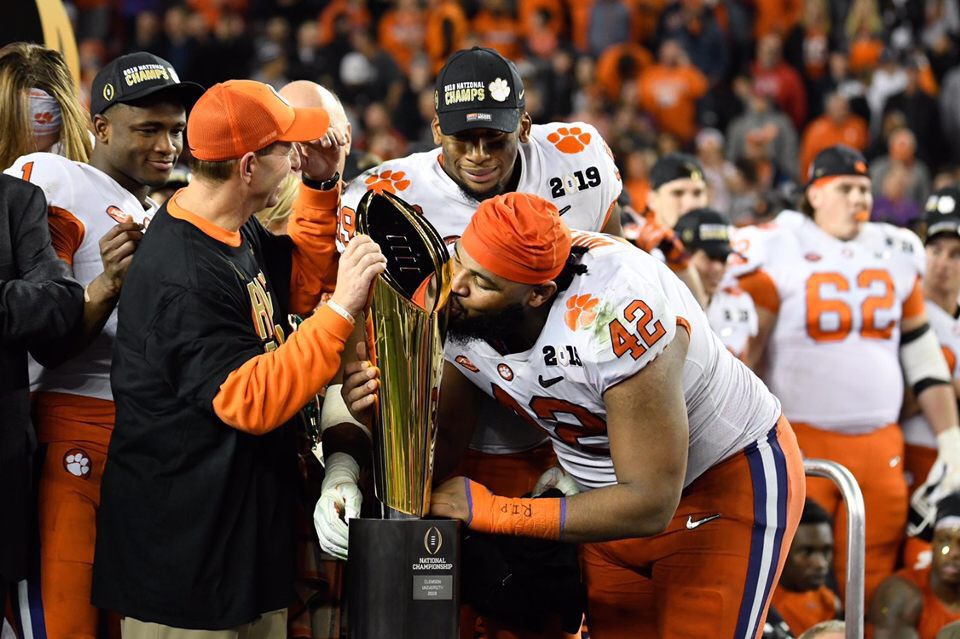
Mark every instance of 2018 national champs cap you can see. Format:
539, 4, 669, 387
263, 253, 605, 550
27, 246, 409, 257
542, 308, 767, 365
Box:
435, 47, 526, 135
91, 51, 204, 116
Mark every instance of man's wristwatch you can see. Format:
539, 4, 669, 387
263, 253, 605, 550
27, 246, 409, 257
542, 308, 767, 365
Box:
304, 171, 341, 191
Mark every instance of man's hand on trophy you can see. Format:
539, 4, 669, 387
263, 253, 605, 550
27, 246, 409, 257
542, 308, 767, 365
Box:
343, 341, 380, 424
330, 235, 386, 317
297, 124, 349, 182
429, 476, 472, 522
314, 452, 362, 560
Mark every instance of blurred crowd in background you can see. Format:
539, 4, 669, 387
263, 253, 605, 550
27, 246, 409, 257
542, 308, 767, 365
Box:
65, 0, 960, 225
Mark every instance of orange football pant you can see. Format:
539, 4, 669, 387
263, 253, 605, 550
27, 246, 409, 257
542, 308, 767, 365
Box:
792, 421, 908, 609
15, 393, 113, 639
451, 444, 583, 639
579, 416, 804, 639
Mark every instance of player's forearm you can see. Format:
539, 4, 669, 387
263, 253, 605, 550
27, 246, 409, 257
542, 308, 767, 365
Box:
917, 382, 960, 437
559, 482, 681, 542
288, 181, 342, 314
212, 305, 354, 434
30, 273, 118, 368
321, 422, 372, 470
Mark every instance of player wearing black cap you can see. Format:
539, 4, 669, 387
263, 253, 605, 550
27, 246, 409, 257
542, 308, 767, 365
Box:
621, 152, 710, 307
3, 52, 202, 639
326, 46, 623, 639
674, 208, 758, 360
731, 145, 960, 607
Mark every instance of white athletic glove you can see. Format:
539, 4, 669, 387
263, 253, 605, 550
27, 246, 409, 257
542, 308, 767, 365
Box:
935, 428, 960, 499
533, 466, 581, 497
314, 452, 362, 561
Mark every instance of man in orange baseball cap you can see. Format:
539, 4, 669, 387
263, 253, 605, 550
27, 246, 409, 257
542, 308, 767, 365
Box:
91, 79, 388, 638
345, 191, 805, 638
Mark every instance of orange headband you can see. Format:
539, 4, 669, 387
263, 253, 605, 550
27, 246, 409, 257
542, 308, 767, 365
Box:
460, 193, 572, 285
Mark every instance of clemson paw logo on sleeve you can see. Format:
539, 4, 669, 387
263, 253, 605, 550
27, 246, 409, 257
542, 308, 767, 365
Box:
364, 170, 411, 194
63, 448, 92, 480
565, 294, 600, 330
547, 127, 592, 154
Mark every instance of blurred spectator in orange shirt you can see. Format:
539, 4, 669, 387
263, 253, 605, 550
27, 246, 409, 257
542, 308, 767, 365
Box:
566, 0, 594, 53
595, 43, 653, 103
784, 0, 834, 101
379, 0, 427, 73
845, 0, 885, 75
317, 0, 371, 47
187, 0, 248, 30
657, 0, 729, 86
525, 7, 560, 59
749, 0, 803, 41
751, 33, 808, 131
473, 0, 522, 61
425, 0, 468, 73
638, 39, 709, 144
622, 148, 657, 212
799, 91, 869, 178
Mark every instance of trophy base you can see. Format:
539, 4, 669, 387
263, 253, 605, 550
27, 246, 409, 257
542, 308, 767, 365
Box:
346, 518, 460, 639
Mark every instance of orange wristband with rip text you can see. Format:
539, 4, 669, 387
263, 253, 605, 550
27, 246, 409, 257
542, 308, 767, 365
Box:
463, 478, 565, 540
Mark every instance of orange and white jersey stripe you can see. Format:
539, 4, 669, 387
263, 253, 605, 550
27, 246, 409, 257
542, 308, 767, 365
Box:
5, 152, 157, 401
447, 231, 781, 489
733, 210, 925, 434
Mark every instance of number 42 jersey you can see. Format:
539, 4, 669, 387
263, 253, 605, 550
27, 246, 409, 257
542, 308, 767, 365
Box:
446, 232, 782, 490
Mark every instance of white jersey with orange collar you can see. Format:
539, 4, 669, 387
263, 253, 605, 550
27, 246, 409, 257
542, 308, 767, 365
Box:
902, 301, 960, 449
4, 152, 157, 401
446, 231, 781, 489
707, 282, 759, 359
731, 210, 925, 434
337, 122, 622, 249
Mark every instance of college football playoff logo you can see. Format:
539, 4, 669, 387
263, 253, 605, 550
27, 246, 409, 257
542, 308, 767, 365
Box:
424, 526, 443, 555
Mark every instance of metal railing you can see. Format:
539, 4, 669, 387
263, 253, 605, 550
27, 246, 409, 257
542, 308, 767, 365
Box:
803, 458, 866, 639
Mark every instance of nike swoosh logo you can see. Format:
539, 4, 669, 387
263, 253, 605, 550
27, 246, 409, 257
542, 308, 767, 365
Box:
538, 375, 563, 388
558, 205, 571, 216
518, 89, 525, 100
685, 514, 721, 530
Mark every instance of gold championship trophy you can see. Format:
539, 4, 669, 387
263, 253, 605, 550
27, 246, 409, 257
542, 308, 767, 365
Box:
346, 190, 460, 638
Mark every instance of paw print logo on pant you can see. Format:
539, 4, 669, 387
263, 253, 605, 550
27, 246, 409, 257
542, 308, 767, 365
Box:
63, 448, 92, 480
547, 127, 592, 154
565, 294, 600, 330
365, 170, 411, 194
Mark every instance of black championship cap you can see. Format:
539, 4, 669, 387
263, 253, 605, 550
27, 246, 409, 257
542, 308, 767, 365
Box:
91, 52, 204, 116
650, 153, 704, 190
805, 145, 869, 188
435, 47, 525, 135
673, 208, 734, 260
924, 186, 960, 243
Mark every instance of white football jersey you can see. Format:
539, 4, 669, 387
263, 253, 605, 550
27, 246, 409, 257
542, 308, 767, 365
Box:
902, 301, 960, 448
341, 122, 622, 455
446, 231, 781, 489
5, 152, 157, 401
707, 284, 759, 359
732, 210, 925, 434
338, 122, 622, 249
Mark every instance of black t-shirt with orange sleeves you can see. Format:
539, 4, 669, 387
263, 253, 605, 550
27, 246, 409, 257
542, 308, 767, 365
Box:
92, 189, 353, 628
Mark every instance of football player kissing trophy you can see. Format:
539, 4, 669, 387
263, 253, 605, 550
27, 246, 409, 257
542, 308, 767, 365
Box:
346, 190, 460, 639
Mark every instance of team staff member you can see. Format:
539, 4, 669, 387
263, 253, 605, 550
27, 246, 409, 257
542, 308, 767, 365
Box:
5, 51, 203, 639
733, 145, 960, 605
91, 79, 384, 637
621, 152, 710, 306
674, 208, 759, 360
344, 193, 805, 638
871, 493, 960, 638
0, 175, 83, 616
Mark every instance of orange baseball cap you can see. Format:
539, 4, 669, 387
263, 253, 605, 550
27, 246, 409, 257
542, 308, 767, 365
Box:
187, 79, 330, 161
460, 192, 571, 285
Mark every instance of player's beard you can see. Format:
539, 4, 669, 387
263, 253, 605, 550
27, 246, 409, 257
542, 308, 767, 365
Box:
448, 303, 526, 347
455, 178, 508, 203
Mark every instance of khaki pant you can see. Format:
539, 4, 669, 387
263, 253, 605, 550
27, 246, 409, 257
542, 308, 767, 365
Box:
121, 609, 287, 639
